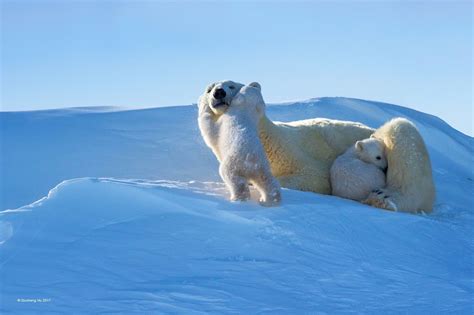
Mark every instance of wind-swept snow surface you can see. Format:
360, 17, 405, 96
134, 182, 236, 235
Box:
1, 98, 473, 313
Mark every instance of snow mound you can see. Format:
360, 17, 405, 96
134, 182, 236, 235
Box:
1, 97, 473, 313
1, 177, 472, 313
2, 97, 472, 210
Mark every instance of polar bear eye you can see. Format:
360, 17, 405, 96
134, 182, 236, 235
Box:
376, 156, 381, 160
229, 86, 235, 90
206, 83, 215, 94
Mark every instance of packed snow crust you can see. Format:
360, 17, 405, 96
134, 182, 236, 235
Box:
1, 97, 473, 313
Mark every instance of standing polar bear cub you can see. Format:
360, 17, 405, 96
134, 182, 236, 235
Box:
330, 137, 389, 204
198, 81, 281, 206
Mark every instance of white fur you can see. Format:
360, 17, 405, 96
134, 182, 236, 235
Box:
258, 110, 375, 195
362, 118, 435, 212
355, 137, 387, 170
198, 81, 281, 206
330, 138, 386, 201
258, 103, 434, 213
200, 80, 435, 213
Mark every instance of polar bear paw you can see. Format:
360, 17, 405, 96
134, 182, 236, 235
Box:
230, 189, 251, 202
230, 183, 251, 202
259, 190, 282, 207
363, 189, 398, 211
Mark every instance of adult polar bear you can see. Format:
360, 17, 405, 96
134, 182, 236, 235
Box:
199, 80, 435, 213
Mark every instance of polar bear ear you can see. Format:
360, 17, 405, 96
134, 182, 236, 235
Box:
206, 83, 216, 94
355, 141, 364, 152
249, 82, 261, 91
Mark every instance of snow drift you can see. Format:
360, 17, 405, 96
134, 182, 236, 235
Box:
1, 97, 473, 313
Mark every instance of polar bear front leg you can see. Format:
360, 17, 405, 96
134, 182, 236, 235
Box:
219, 166, 251, 202
227, 176, 251, 202
197, 105, 220, 150
362, 189, 398, 211
253, 171, 281, 207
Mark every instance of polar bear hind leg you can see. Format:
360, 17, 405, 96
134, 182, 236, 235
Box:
363, 118, 435, 213
252, 170, 281, 207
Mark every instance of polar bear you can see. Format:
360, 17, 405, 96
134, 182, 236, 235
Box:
198, 81, 281, 206
330, 137, 388, 202
197, 80, 244, 160
362, 118, 435, 212
200, 80, 435, 213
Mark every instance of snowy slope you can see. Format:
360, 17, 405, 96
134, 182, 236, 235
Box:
1, 97, 473, 313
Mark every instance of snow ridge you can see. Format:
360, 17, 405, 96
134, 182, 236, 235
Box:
0, 97, 473, 313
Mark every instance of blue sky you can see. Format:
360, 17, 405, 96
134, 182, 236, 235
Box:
1, 1, 472, 135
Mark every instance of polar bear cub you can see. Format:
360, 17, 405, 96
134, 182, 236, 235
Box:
198, 81, 281, 206
330, 137, 388, 202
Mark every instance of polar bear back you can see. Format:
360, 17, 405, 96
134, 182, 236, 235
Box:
217, 86, 266, 165
330, 147, 386, 201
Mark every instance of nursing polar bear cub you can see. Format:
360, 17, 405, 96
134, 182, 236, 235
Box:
199, 80, 435, 213
198, 81, 281, 206
330, 137, 388, 203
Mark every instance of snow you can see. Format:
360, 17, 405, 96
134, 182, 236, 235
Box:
1, 97, 473, 313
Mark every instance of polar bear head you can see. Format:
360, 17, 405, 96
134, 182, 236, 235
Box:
229, 82, 265, 118
355, 137, 387, 171
199, 80, 245, 115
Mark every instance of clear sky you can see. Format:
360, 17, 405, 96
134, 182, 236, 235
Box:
1, 1, 472, 135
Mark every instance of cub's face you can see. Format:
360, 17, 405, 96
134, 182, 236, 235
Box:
355, 138, 387, 170
200, 80, 245, 115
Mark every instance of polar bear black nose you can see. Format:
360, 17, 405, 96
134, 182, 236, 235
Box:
213, 88, 226, 99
